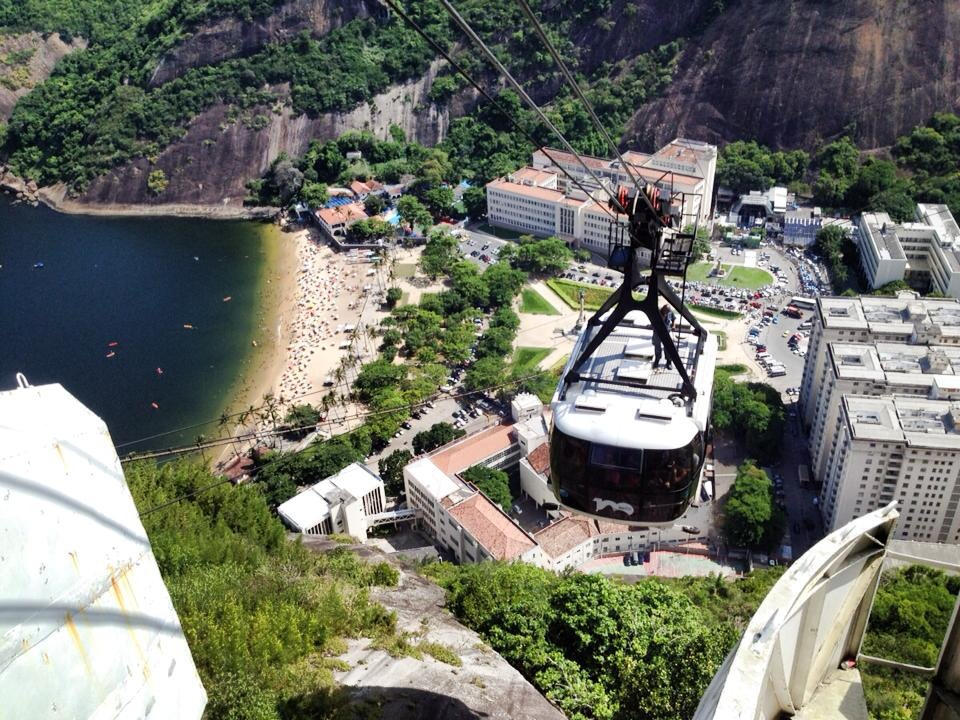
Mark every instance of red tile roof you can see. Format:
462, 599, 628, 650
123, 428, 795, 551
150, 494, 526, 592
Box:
534, 516, 595, 559
448, 493, 536, 561
316, 203, 367, 227
526, 443, 551, 476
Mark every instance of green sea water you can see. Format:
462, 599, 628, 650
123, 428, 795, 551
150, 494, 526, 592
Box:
0, 196, 282, 453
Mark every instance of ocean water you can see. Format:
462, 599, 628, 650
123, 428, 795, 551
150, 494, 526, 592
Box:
0, 196, 278, 453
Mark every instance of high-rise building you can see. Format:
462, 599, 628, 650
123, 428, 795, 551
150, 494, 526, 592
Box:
800, 295, 960, 539
857, 203, 960, 295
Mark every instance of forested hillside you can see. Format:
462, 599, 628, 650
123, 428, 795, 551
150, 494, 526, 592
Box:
0, 0, 957, 208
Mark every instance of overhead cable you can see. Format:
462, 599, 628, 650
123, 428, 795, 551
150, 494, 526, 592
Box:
120, 368, 552, 463
434, 0, 628, 215
511, 0, 662, 223
380, 0, 620, 222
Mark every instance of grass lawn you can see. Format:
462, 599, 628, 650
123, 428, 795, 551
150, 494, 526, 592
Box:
686, 262, 772, 290
475, 222, 526, 240
513, 347, 553, 373
546, 278, 641, 311
393, 263, 417, 279
520, 287, 560, 315
717, 363, 747, 374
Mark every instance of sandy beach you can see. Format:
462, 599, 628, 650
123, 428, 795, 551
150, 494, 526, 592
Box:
216, 224, 393, 463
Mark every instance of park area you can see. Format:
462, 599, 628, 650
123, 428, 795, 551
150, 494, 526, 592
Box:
392, 263, 417, 279
686, 262, 772, 290
546, 277, 636, 310
519, 287, 559, 315
548, 277, 741, 319
512, 346, 552, 374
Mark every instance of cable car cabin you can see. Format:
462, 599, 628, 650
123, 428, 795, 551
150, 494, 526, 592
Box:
550, 310, 717, 525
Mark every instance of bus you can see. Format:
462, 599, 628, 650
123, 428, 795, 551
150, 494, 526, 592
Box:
790, 296, 816, 310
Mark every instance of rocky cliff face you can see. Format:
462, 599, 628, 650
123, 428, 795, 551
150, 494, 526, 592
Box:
0, 32, 85, 121
82, 60, 451, 207
625, 0, 960, 150
149, 0, 381, 86
55, 0, 960, 209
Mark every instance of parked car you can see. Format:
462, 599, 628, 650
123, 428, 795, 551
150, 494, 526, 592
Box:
681, 525, 700, 534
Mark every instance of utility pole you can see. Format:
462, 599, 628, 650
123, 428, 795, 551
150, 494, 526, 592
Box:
573, 288, 585, 332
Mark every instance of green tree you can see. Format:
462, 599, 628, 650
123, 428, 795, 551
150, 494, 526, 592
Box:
397, 194, 432, 231
310, 140, 347, 182
484, 261, 527, 307
283, 403, 321, 437
462, 464, 512, 510
513, 236, 573, 274
147, 169, 168, 195
300, 181, 329, 207
462, 185, 487, 219
477, 325, 515, 359
424, 185, 455, 218
269, 155, 303, 203
364, 193, 386, 215
353, 359, 407, 403
813, 137, 860, 207
466, 355, 507, 392
413, 422, 465, 454
724, 461, 781, 549
378, 449, 412, 496
349, 217, 394, 241
815, 224, 851, 288
420, 228, 460, 277
384, 286, 402, 308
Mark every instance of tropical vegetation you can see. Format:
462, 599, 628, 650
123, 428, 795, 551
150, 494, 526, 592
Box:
126, 458, 402, 720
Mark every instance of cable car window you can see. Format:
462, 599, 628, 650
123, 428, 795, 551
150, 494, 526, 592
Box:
588, 444, 644, 471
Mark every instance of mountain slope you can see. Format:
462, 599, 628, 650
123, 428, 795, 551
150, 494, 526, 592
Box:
626, 0, 960, 151
2, 0, 959, 210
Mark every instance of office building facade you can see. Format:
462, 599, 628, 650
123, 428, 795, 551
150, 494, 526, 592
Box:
800, 295, 960, 540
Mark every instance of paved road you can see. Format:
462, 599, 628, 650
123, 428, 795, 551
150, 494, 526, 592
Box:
364, 393, 508, 469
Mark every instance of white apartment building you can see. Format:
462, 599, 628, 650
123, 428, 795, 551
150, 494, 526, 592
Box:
532, 138, 717, 226
799, 295, 960, 540
858, 204, 960, 296
277, 462, 387, 540
823, 395, 960, 543
486, 138, 717, 254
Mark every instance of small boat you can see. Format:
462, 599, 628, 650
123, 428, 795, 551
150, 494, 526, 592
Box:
150, 402, 159, 410
183, 324, 194, 330
193, 256, 199, 262
156, 367, 163, 375
223, 296, 232, 302
33, 262, 44, 269
105, 351, 116, 358
107, 341, 118, 347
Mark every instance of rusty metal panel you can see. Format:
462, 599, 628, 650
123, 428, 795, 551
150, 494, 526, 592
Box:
0, 381, 207, 720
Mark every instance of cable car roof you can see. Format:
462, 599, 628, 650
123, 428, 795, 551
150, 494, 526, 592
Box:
553, 314, 716, 451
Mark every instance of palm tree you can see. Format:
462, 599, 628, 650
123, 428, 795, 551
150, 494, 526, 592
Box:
195, 434, 207, 463
217, 411, 242, 461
